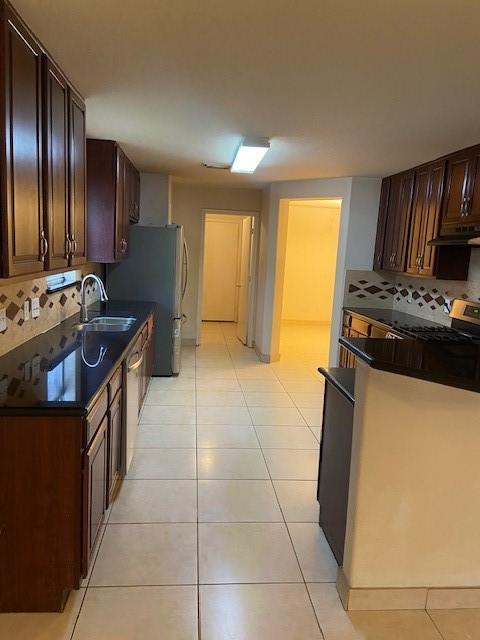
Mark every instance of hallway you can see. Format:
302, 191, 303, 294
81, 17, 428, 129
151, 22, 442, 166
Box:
1, 323, 454, 639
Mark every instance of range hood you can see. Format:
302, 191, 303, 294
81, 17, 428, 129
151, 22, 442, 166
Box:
429, 232, 480, 247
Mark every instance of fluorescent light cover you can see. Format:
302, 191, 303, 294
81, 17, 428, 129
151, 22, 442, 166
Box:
231, 137, 270, 173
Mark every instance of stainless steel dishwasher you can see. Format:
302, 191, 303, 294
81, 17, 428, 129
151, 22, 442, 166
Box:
124, 343, 143, 474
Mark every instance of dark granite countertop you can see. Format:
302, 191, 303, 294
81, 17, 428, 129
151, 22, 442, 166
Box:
340, 336, 480, 393
0, 300, 155, 414
318, 367, 355, 403
344, 307, 448, 332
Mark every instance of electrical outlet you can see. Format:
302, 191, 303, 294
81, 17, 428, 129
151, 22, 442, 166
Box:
23, 359, 31, 382
23, 300, 30, 321
0, 308, 6, 332
32, 355, 40, 378
31, 297, 40, 318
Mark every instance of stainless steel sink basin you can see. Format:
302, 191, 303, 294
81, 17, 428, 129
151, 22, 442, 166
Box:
90, 317, 136, 326
73, 316, 136, 332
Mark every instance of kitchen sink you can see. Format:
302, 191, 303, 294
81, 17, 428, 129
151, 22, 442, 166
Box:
89, 316, 136, 326
73, 316, 136, 332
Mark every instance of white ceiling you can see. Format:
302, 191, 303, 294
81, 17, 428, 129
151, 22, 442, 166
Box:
12, 0, 480, 187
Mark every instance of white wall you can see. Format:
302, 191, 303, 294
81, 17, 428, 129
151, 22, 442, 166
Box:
138, 172, 171, 226
171, 183, 262, 341
254, 177, 381, 363
281, 203, 340, 323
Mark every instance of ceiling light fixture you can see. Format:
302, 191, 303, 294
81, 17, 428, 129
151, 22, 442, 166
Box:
230, 137, 270, 173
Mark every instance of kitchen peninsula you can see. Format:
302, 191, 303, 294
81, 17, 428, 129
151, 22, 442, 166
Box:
335, 333, 480, 611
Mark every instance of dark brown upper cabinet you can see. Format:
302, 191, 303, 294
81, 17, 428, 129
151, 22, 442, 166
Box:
1, 2, 45, 277
43, 58, 69, 270
373, 178, 390, 271
43, 62, 86, 271
441, 146, 480, 231
68, 89, 87, 265
381, 170, 414, 272
0, 1, 86, 277
129, 161, 140, 224
406, 160, 445, 277
374, 143, 476, 280
87, 139, 140, 263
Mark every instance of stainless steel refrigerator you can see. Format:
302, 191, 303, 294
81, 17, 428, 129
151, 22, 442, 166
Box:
107, 225, 188, 376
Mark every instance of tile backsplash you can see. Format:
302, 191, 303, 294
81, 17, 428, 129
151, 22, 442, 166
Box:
344, 251, 480, 326
0, 263, 103, 357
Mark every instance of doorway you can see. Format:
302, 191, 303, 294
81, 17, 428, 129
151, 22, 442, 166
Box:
199, 211, 256, 346
277, 199, 341, 367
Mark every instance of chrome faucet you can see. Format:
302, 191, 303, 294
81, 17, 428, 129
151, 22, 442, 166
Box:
78, 274, 108, 322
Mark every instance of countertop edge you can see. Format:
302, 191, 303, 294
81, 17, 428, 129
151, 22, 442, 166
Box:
318, 366, 355, 404
339, 336, 480, 395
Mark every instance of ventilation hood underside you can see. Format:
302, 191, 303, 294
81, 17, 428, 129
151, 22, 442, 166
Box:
428, 233, 480, 247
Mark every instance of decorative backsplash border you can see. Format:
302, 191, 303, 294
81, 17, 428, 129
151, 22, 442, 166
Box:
0, 263, 103, 357
344, 252, 480, 325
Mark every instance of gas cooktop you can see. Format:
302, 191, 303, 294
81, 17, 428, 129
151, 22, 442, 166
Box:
396, 325, 474, 342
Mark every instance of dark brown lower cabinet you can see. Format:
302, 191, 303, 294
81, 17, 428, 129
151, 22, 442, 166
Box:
82, 415, 108, 574
317, 380, 354, 565
0, 316, 153, 612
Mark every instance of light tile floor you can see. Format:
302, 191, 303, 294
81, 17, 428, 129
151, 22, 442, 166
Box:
0, 321, 473, 639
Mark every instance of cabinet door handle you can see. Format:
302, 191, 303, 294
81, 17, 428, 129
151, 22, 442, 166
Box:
66, 235, 72, 258
40, 231, 48, 259
464, 196, 471, 217
72, 237, 78, 254
461, 198, 467, 217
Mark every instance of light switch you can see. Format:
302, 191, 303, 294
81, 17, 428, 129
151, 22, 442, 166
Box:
0, 308, 6, 332
31, 297, 40, 318
23, 300, 30, 322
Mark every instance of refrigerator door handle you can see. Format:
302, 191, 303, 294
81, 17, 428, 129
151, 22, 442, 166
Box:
182, 238, 189, 301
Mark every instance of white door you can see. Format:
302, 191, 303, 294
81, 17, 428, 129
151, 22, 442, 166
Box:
236, 217, 252, 344
202, 218, 240, 321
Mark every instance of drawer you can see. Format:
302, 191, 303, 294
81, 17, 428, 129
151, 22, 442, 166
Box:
108, 366, 122, 405
350, 317, 370, 336
370, 325, 388, 338
86, 387, 108, 445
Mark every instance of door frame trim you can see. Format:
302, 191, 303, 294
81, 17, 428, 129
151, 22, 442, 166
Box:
197, 209, 259, 347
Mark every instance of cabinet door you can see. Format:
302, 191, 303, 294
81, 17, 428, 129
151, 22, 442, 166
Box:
128, 164, 140, 223
466, 147, 480, 225
114, 148, 128, 259
43, 58, 69, 270
82, 415, 107, 573
418, 160, 445, 276
382, 171, 414, 272
373, 178, 390, 271
132, 168, 140, 223
107, 390, 123, 506
406, 166, 430, 275
3, 7, 45, 276
68, 89, 87, 265
441, 148, 475, 230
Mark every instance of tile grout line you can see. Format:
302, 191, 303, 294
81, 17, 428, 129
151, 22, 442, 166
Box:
193, 339, 201, 640
221, 324, 326, 639
426, 609, 448, 640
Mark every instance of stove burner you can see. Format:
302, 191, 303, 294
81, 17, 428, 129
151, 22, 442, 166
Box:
395, 324, 474, 342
